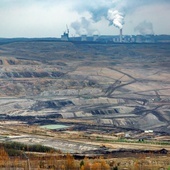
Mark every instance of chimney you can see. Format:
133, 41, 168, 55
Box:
120, 28, 122, 43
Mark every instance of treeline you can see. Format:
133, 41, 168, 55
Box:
1, 142, 57, 156
0, 142, 119, 170
0, 142, 169, 170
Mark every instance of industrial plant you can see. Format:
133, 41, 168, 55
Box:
61, 27, 169, 44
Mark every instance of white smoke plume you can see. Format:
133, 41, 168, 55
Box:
70, 0, 169, 35
71, 17, 98, 36
134, 21, 154, 35
107, 9, 125, 29
71, 0, 125, 34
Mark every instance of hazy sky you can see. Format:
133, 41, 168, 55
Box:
0, 0, 170, 38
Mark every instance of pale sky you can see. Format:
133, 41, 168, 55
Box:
0, 0, 170, 38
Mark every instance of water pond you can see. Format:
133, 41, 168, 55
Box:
40, 124, 70, 130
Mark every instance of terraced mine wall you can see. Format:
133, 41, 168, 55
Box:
0, 40, 169, 134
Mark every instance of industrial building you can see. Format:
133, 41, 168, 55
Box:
61, 25, 69, 41
60, 27, 170, 43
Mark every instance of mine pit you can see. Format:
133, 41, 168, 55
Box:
0, 41, 169, 162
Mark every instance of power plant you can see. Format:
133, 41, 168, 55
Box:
60, 27, 156, 43
59, 22, 170, 43
64, 7, 163, 44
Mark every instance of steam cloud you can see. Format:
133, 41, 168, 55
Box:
134, 21, 154, 35
70, 0, 125, 34
70, 0, 169, 35
71, 17, 98, 35
107, 9, 125, 29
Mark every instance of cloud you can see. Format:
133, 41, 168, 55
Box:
0, 0, 79, 37
0, 0, 169, 37
134, 21, 154, 35
71, 17, 98, 36
70, 0, 170, 34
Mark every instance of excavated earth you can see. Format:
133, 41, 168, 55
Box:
0, 40, 170, 153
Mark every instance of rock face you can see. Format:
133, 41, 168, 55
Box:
0, 41, 170, 133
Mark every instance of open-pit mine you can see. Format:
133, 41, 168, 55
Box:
0, 40, 170, 157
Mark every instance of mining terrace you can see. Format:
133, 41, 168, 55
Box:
0, 40, 170, 153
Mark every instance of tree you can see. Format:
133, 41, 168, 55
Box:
100, 157, 110, 170
80, 160, 84, 168
83, 158, 91, 170
65, 153, 75, 170
0, 146, 9, 167
91, 162, 101, 170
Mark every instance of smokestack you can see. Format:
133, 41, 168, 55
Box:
120, 28, 122, 42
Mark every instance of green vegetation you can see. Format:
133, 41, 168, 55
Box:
1, 142, 56, 156
95, 136, 170, 145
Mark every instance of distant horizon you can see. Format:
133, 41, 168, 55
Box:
0, 34, 170, 39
